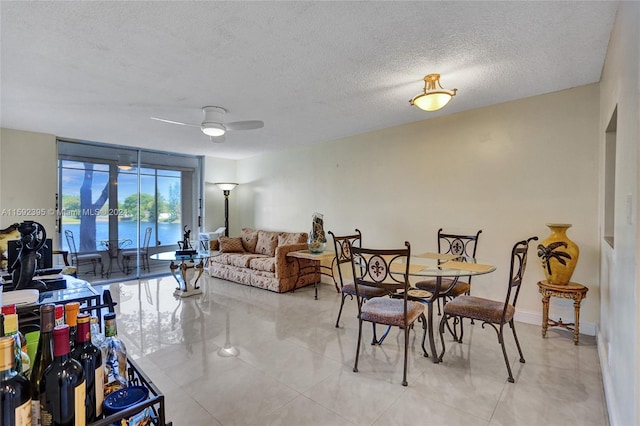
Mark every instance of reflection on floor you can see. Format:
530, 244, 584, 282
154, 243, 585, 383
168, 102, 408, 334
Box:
75, 257, 176, 285
100, 275, 609, 426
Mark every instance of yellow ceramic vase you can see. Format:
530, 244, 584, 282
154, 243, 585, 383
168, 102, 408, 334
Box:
537, 223, 579, 285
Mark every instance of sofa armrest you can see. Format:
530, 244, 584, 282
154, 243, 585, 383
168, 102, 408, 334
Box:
275, 243, 308, 278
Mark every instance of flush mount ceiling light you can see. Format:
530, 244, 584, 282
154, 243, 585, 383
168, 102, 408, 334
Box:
201, 107, 227, 136
409, 74, 457, 112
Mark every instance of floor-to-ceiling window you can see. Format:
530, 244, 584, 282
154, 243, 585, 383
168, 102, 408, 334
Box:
58, 140, 202, 281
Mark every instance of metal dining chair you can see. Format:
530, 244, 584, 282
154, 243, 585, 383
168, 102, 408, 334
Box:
350, 242, 428, 386
64, 229, 103, 276
329, 230, 391, 344
437, 236, 537, 383
122, 226, 153, 274
415, 229, 483, 312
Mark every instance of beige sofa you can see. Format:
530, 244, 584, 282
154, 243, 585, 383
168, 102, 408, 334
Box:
208, 228, 319, 293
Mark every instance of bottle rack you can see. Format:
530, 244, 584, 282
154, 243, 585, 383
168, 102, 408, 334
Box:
90, 357, 172, 426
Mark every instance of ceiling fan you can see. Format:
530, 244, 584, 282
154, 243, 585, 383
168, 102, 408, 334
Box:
151, 106, 264, 143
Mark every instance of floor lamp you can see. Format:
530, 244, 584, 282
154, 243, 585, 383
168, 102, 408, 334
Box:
215, 183, 238, 237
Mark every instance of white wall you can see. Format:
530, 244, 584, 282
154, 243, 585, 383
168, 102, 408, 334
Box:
0, 128, 58, 246
598, 2, 640, 425
234, 84, 601, 327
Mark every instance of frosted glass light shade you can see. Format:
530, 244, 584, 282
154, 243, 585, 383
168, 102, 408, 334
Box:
410, 73, 457, 112
215, 183, 238, 191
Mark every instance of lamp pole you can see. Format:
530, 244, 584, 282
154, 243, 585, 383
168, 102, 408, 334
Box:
215, 183, 238, 237
223, 189, 230, 237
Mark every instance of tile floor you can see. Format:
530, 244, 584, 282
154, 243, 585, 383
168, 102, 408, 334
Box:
100, 275, 609, 426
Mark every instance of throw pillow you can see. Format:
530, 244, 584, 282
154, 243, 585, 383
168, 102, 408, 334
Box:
219, 236, 245, 253
240, 228, 259, 253
255, 231, 279, 256
277, 232, 307, 246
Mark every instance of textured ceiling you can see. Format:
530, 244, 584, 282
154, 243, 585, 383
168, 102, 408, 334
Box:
1, 1, 617, 160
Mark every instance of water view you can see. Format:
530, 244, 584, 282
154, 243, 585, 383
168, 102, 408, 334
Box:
62, 221, 182, 251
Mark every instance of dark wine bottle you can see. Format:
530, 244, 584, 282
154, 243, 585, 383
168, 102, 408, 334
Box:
63, 302, 80, 352
39, 324, 85, 426
70, 313, 103, 422
0, 336, 32, 426
29, 304, 55, 426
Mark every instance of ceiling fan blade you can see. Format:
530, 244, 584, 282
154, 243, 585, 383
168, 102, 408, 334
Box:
150, 117, 200, 127
225, 120, 264, 131
210, 134, 226, 143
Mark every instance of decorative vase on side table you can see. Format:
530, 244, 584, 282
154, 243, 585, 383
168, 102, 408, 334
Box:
537, 223, 579, 285
308, 212, 326, 253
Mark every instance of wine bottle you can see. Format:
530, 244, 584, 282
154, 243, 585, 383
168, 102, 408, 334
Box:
3, 314, 30, 377
0, 336, 32, 426
70, 313, 103, 422
54, 306, 64, 327
64, 302, 80, 352
0, 305, 27, 355
40, 325, 85, 426
1, 304, 16, 316
89, 317, 104, 349
101, 313, 127, 396
29, 304, 55, 426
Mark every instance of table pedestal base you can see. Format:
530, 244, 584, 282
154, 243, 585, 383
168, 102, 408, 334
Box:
170, 259, 204, 298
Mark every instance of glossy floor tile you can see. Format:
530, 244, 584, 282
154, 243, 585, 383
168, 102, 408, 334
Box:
100, 275, 609, 426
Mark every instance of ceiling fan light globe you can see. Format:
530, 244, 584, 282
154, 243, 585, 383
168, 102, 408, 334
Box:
202, 122, 226, 137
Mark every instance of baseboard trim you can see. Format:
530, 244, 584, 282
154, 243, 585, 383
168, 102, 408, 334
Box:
597, 328, 616, 426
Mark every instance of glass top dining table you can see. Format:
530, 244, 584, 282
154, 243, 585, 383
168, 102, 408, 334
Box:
387, 252, 497, 363
398, 252, 496, 278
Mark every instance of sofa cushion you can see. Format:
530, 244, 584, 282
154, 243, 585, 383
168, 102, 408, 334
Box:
249, 256, 276, 273
255, 231, 279, 256
278, 232, 307, 246
240, 228, 259, 253
219, 236, 245, 253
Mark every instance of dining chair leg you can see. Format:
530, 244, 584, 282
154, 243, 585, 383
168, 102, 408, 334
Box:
419, 313, 429, 358
354, 319, 363, 373
372, 324, 392, 345
437, 313, 448, 362
510, 319, 525, 363
497, 324, 515, 383
402, 326, 409, 386
334, 293, 350, 328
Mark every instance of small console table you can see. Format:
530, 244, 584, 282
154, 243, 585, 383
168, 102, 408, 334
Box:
537, 280, 589, 345
286, 250, 337, 300
150, 251, 216, 298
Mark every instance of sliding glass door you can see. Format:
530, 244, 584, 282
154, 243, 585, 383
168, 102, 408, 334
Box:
58, 140, 202, 280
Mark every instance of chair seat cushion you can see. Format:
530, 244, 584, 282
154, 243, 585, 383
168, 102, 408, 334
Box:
443, 295, 514, 324
360, 297, 424, 328
343, 283, 387, 298
415, 278, 470, 297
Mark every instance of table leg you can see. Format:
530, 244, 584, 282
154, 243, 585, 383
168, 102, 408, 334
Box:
426, 302, 439, 363
541, 292, 550, 338
172, 260, 203, 298
573, 298, 581, 345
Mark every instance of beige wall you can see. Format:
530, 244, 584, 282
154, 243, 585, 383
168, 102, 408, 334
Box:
0, 128, 58, 247
232, 84, 601, 330
597, 2, 640, 425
